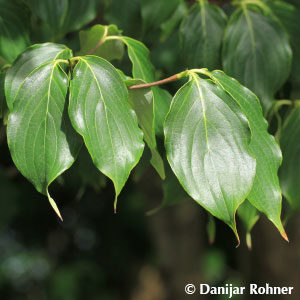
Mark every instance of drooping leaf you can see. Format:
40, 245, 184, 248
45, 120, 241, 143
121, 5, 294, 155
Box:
266, 0, 300, 98
141, 0, 181, 32
207, 70, 288, 240
126, 79, 165, 179
279, 104, 300, 210
0, 71, 7, 119
7, 60, 82, 219
62, 0, 101, 33
164, 72, 256, 242
28, 0, 101, 36
118, 36, 171, 135
0, 0, 30, 63
160, 1, 188, 42
5, 43, 72, 111
27, 0, 68, 33
147, 165, 189, 215
222, 6, 292, 113
64, 146, 107, 196
105, 0, 142, 37
237, 200, 259, 249
68, 56, 144, 209
179, 0, 227, 69
78, 24, 124, 61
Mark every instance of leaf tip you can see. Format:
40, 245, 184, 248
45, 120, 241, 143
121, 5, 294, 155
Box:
280, 228, 289, 243
246, 232, 252, 250
272, 217, 289, 242
47, 190, 63, 221
230, 221, 240, 248
114, 195, 118, 214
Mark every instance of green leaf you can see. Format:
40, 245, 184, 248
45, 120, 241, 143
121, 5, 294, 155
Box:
78, 24, 124, 61
118, 36, 171, 135
28, 0, 101, 36
286, 0, 300, 10
5, 43, 72, 111
279, 104, 300, 210
222, 6, 292, 113
104, 0, 142, 37
65, 146, 107, 195
68, 56, 144, 209
160, 1, 188, 42
141, 0, 181, 32
147, 165, 189, 215
62, 0, 101, 34
27, 0, 68, 33
207, 70, 288, 241
179, 0, 227, 69
0, 71, 7, 119
0, 0, 30, 63
266, 1, 300, 98
7, 60, 82, 219
237, 200, 259, 249
126, 79, 165, 179
164, 72, 256, 242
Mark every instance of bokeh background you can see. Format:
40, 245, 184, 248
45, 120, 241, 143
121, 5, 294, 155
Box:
0, 0, 299, 299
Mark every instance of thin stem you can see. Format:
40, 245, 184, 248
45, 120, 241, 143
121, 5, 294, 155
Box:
268, 99, 293, 122
268, 100, 293, 141
88, 26, 109, 55
55, 59, 70, 65
128, 71, 188, 90
0, 64, 11, 72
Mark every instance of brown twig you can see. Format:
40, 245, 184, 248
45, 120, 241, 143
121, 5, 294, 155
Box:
128, 74, 183, 90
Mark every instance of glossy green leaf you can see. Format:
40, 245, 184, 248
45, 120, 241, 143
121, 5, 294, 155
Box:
5, 43, 72, 111
68, 56, 144, 209
141, 0, 181, 32
267, 1, 300, 98
279, 104, 300, 210
207, 70, 288, 240
179, 0, 227, 69
0, 0, 30, 63
164, 72, 256, 242
222, 6, 292, 113
78, 24, 124, 61
118, 36, 171, 135
160, 1, 188, 42
0, 71, 7, 119
237, 200, 259, 249
7, 61, 82, 219
126, 79, 165, 179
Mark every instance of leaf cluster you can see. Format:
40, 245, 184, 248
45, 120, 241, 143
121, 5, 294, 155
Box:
1, 0, 300, 247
